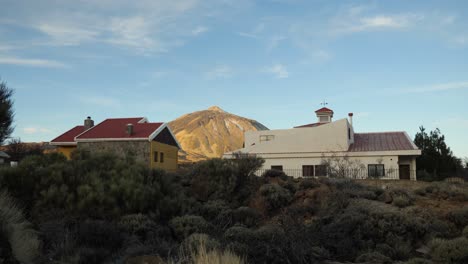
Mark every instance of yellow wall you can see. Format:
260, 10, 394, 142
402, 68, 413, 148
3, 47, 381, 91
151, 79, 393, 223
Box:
56, 146, 76, 159
150, 141, 178, 172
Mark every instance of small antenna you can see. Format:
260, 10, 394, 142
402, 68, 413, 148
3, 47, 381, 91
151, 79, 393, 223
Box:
320, 100, 328, 106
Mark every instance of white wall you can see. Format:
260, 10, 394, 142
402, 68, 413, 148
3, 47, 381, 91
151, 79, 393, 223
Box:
243, 118, 352, 153
257, 153, 418, 180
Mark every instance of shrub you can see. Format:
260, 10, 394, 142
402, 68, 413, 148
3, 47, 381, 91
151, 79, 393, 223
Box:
393, 195, 413, 208
224, 226, 256, 244
118, 213, 161, 242
214, 206, 261, 229
463, 226, 468, 238
170, 215, 212, 240
198, 200, 230, 220
447, 206, 468, 228
299, 179, 320, 190
262, 169, 288, 181
405, 257, 432, 264
190, 157, 263, 204
429, 237, 468, 263
355, 251, 392, 263
416, 182, 468, 201
259, 184, 292, 212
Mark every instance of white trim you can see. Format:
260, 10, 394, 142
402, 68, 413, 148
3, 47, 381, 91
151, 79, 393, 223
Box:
138, 117, 148, 123
224, 149, 421, 159
76, 138, 148, 142
404, 131, 419, 150
148, 123, 167, 142
148, 123, 182, 149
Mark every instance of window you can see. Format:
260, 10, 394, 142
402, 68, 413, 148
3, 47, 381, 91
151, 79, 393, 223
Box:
348, 128, 351, 140
302, 165, 328, 177
153, 151, 158, 162
315, 165, 328, 176
271, 165, 283, 171
160, 152, 164, 163
368, 164, 385, 178
260, 135, 275, 142
302, 165, 314, 177
319, 116, 329, 122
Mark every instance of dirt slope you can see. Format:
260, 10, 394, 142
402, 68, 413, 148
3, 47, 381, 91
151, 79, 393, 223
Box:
169, 106, 268, 163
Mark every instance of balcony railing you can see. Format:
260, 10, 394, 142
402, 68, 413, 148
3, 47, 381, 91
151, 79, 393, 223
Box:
254, 168, 418, 180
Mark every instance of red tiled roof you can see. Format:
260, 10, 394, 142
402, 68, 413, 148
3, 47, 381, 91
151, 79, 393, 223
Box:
348, 132, 416, 152
315, 107, 333, 113
51, 126, 86, 143
76, 118, 163, 140
294, 122, 326, 128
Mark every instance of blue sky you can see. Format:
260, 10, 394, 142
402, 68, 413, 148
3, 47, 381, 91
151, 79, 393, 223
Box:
0, 0, 467, 158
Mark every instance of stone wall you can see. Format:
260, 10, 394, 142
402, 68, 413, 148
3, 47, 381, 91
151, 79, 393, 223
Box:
78, 141, 150, 165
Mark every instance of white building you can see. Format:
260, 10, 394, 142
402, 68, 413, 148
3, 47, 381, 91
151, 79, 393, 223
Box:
224, 107, 421, 180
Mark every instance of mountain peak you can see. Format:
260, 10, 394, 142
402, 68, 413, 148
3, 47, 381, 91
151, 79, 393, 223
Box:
207, 106, 225, 112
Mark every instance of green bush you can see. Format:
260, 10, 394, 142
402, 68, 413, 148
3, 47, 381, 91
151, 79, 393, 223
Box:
416, 182, 468, 201
259, 184, 293, 211
405, 258, 432, 264
198, 200, 230, 220
355, 251, 392, 263
262, 169, 288, 180
190, 157, 263, 204
447, 206, 468, 228
393, 195, 413, 208
463, 226, 468, 238
224, 225, 256, 244
429, 237, 468, 263
299, 178, 320, 190
170, 215, 212, 240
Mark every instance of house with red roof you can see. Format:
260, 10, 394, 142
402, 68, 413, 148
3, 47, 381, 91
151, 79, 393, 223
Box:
224, 107, 421, 180
51, 117, 181, 171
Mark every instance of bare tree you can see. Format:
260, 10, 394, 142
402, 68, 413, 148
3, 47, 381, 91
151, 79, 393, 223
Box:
320, 154, 366, 179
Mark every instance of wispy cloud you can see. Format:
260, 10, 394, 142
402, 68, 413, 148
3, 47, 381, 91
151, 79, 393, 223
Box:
238, 22, 265, 39
266, 35, 286, 52
264, 64, 289, 78
23, 127, 53, 135
402, 81, 468, 93
191, 26, 208, 36
330, 10, 424, 35
0, 56, 68, 68
107, 16, 162, 53
205, 65, 234, 79
36, 23, 99, 46
1, 0, 223, 54
79, 96, 121, 108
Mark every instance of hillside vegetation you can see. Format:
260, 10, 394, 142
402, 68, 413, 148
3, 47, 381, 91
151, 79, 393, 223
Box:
0, 151, 467, 264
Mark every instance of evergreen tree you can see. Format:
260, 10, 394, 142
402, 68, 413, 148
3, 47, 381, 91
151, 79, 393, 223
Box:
414, 126, 462, 179
0, 79, 14, 145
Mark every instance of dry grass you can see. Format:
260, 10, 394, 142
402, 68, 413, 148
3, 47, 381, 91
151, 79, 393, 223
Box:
171, 234, 244, 264
190, 235, 244, 264
0, 191, 40, 263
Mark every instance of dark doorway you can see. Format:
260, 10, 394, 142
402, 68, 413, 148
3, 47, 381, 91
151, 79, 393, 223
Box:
399, 165, 410, 180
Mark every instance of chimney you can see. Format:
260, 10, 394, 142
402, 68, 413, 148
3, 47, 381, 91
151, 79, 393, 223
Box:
84, 116, 94, 130
126, 123, 134, 136
348, 113, 353, 126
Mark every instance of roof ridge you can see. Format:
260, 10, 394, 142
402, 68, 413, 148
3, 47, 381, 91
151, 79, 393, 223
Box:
355, 131, 406, 134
